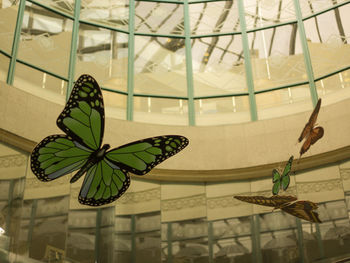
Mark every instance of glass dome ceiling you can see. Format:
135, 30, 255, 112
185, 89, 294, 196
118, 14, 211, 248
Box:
1, 0, 350, 125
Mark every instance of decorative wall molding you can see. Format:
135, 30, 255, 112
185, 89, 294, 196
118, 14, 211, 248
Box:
341, 169, 350, 181
25, 176, 70, 189
0, 154, 27, 168
296, 179, 343, 194
161, 194, 206, 211
117, 188, 161, 205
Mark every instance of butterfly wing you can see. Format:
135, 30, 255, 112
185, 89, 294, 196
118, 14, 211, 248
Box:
272, 169, 281, 195
281, 155, 293, 191
298, 98, 322, 142
57, 74, 104, 151
31, 135, 92, 181
234, 195, 297, 208
78, 159, 130, 206
281, 201, 322, 223
105, 135, 189, 175
299, 127, 324, 156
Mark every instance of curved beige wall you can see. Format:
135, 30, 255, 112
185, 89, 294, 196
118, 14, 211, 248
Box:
1, 80, 350, 182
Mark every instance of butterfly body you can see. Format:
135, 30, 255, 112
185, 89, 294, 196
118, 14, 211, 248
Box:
31, 75, 189, 206
298, 99, 324, 157
234, 195, 322, 223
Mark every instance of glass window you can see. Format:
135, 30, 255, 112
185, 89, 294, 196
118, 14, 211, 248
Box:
0, 54, 10, 82
192, 35, 246, 97
300, 0, 349, 17
134, 35, 187, 97
0, 1, 18, 54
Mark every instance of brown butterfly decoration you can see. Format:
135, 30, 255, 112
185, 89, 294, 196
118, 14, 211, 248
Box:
234, 195, 322, 223
298, 98, 324, 157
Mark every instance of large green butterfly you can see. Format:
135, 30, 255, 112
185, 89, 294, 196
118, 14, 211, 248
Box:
30, 74, 189, 206
272, 156, 293, 195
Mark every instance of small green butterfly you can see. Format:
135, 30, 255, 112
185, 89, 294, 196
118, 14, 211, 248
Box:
272, 156, 294, 195
30, 74, 189, 206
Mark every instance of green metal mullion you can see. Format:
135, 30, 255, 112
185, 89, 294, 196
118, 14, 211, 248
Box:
167, 222, 173, 263
302, 1, 350, 21
296, 219, 305, 263
137, 0, 182, 3
314, 64, 350, 82
134, 31, 185, 38
183, 0, 195, 125
16, 59, 68, 81
254, 81, 309, 94
27, 199, 38, 251
208, 221, 213, 263
26, 0, 74, 19
127, 0, 135, 121
131, 215, 136, 263
66, 0, 81, 100
238, 0, 257, 121
79, 19, 129, 34
94, 208, 102, 262
7, 0, 26, 85
134, 93, 188, 100
0, 49, 11, 58
191, 31, 241, 39
293, 0, 318, 106
5, 180, 14, 234
315, 223, 325, 259
195, 92, 249, 100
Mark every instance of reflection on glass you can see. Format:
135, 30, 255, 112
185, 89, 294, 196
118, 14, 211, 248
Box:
244, 0, 297, 30
304, 4, 350, 78
316, 69, 350, 103
134, 97, 188, 125
189, 1, 240, 35
14, 62, 67, 99
192, 35, 246, 97
76, 24, 128, 91
18, 2, 73, 77
0, 1, 18, 54
255, 85, 312, 120
299, 0, 349, 17
80, 0, 128, 31
115, 215, 132, 262
195, 96, 250, 125
134, 35, 187, 97
248, 24, 307, 91
135, 2, 184, 35
102, 90, 127, 120
33, 0, 74, 16
0, 54, 9, 82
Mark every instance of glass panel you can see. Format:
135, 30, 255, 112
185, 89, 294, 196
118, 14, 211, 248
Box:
0, 54, 9, 82
135, 2, 184, 35
103, 90, 127, 120
134, 35, 187, 97
18, 2, 73, 78
304, 4, 350, 78
33, 0, 74, 16
115, 215, 132, 262
80, 0, 128, 31
316, 69, 350, 104
255, 85, 312, 120
134, 97, 188, 125
97, 207, 115, 262
192, 35, 246, 97
76, 24, 128, 92
189, 1, 240, 35
244, 0, 297, 30
248, 23, 307, 91
300, 0, 349, 17
66, 210, 97, 263
14, 62, 67, 99
0, 1, 18, 54
195, 96, 250, 125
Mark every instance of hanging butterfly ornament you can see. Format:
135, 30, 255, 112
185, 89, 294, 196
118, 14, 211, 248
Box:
272, 155, 294, 195
30, 74, 189, 206
234, 195, 322, 223
298, 98, 324, 158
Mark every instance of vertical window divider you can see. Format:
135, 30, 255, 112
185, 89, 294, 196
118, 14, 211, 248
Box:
183, 0, 195, 125
293, 0, 318, 106
127, 0, 135, 121
66, 0, 81, 101
238, 0, 258, 121
7, 0, 26, 85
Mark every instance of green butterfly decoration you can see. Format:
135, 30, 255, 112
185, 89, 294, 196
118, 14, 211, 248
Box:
272, 156, 294, 195
30, 74, 189, 206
